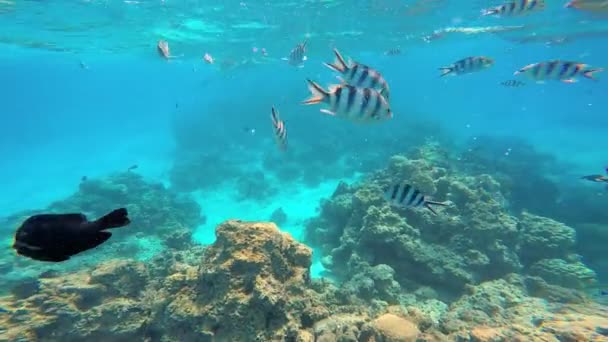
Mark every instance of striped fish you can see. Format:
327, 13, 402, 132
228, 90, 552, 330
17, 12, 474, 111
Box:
282, 40, 308, 67
383, 182, 448, 215
302, 79, 392, 123
439, 56, 494, 77
514, 60, 604, 83
324, 49, 390, 100
482, 0, 546, 16
270, 106, 287, 151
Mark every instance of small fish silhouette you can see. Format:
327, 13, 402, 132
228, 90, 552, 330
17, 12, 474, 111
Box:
127, 165, 138, 172
500, 80, 526, 87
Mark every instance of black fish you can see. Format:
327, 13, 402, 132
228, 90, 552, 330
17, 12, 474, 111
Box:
501, 79, 525, 87
127, 164, 138, 172
13, 208, 130, 262
383, 182, 448, 215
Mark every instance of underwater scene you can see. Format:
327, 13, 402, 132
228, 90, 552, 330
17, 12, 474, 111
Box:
2, 0, 608, 341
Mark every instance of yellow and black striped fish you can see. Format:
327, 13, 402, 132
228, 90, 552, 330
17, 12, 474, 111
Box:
270, 106, 287, 151
439, 56, 494, 77
302, 79, 392, 123
482, 0, 546, 16
324, 49, 390, 100
514, 60, 604, 83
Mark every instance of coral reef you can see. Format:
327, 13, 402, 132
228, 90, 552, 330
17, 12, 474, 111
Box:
305, 148, 597, 300
0, 171, 204, 294
1, 220, 604, 342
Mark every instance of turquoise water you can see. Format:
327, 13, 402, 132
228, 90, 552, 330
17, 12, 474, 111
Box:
2, 0, 608, 339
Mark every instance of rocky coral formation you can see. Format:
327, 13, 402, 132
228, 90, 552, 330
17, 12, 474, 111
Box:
305, 148, 597, 300
0, 171, 204, 295
1, 220, 604, 342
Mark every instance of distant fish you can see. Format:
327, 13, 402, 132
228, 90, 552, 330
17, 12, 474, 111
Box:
581, 174, 608, 182
384, 48, 402, 56
203, 52, 214, 64
482, 0, 546, 16
157, 40, 171, 59
79, 61, 89, 70
127, 164, 138, 172
13, 208, 131, 262
514, 60, 604, 83
270, 106, 287, 151
282, 40, 308, 67
500, 79, 525, 87
601, 290, 608, 296
302, 79, 393, 123
566, 0, 608, 13
439, 56, 494, 77
383, 182, 449, 215
324, 48, 390, 100
81, 176, 87, 182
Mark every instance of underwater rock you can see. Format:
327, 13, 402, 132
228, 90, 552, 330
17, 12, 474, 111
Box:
361, 313, 420, 342
162, 220, 331, 341
235, 170, 279, 201
0, 259, 152, 341
529, 258, 596, 289
518, 212, 576, 265
270, 207, 288, 226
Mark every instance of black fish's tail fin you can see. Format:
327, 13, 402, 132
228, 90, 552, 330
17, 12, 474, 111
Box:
424, 200, 449, 215
96, 208, 130, 229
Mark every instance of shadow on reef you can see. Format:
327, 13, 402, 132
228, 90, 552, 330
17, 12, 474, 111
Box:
0, 172, 205, 295
305, 144, 600, 305
1, 220, 606, 342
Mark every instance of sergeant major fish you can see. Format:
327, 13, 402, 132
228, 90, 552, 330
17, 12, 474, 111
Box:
500, 79, 526, 87
482, 0, 546, 16
565, 0, 608, 13
302, 79, 392, 123
324, 48, 390, 100
282, 40, 308, 67
514, 60, 604, 83
384, 182, 449, 215
271, 106, 287, 151
13, 208, 131, 262
439, 56, 494, 77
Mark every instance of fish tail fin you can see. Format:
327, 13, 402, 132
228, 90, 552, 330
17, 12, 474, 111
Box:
271, 106, 280, 123
323, 48, 348, 73
96, 208, 130, 229
480, 8, 498, 16
424, 200, 449, 215
439, 67, 453, 77
302, 79, 329, 105
582, 68, 603, 80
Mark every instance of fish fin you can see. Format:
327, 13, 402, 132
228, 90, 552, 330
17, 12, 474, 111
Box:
302, 79, 329, 105
302, 55, 308, 61
320, 109, 336, 116
323, 48, 348, 73
562, 79, 577, 83
271, 106, 280, 124
480, 8, 499, 16
582, 68, 603, 80
380, 88, 390, 100
95, 208, 130, 230
439, 67, 453, 77
424, 200, 449, 215
336, 76, 346, 83
281, 57, 289, 61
